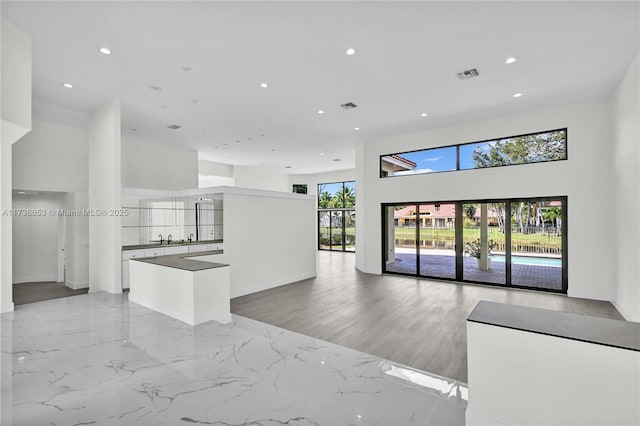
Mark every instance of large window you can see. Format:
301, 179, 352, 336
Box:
383, 197, 567, 293
380, 128, 567, 178
318, 181, 355, 252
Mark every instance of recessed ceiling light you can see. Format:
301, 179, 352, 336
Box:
129, 128, 137, 132
260, 82, 269, 88
333, 158, 341, 162
167, 124, 181, 130
512, 92, 523, 98
345, 48, 356, 56
99, 47, 112, 55
505, 57, 517, 64
192, 99, 201, 104
18, 191, 25, 194
62, 83, 73, 89
271, 149, 276, 152
354, 127, 360, 131
161, 105, 168, 109
285, 166, 292, 169
421, 113, 429, 117
204, 132, 209, 136
320, 153, 325, 156
181, 66, 193, 72
150, 86, 162, 91
317, 110, 325, 115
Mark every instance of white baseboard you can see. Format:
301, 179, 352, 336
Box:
230, 272, 316, 298
611, 298, 639, 322
465, 407, 507, 426
65, 281, 89, 290
354, 262, 380, 275
1, 302, 14, 313
13, 275, 57, 284
128, 293, 231, 325
566, 288, 610, 302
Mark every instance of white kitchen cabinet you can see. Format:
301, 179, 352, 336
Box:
207, 243, 223, 251
122, 260, 130, 289
143, 248, 166, 257
164, 246, 189, 255
187, 244, 209, 253
122, 249, 146, 261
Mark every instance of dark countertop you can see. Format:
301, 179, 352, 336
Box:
132, 250, 228, 272
467, 301, 640, 352
123, 239, 223, 250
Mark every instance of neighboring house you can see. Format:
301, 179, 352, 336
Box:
394, 204, 456, 228
380, 154, 417, 176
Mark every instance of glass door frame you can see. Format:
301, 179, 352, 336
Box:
318, 208, 355, 253
381, 196, 568, 294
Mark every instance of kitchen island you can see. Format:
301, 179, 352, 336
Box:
129, 251, 231, 325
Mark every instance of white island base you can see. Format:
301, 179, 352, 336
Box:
129, 259, 231, 325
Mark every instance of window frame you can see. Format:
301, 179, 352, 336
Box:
379, 128, 568, 178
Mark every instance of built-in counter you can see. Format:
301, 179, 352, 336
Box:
129, 251, 230, 326
121, 241, 223, 289
466, 301, 640, 426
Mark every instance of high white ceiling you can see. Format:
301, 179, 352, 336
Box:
2, 1, 638, 174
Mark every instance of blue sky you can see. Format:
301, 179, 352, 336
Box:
393, 142, 494, 175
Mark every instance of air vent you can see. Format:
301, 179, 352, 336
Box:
340, 102, 358, 110
167, 124, 181, 130
457, 68, 479, 80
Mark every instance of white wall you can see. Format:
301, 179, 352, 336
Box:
13, 121, 200, 193
1, 18, 31, 313
611, 55, 640, 321
12, 120, 88, 192
1, 17, 31, 144
356, 100, 615, 302
233, 165, 290, 192
288, 169, 356, 198
223, 189, 316, 297
64, 192, 89, 289
198, 160, 235, 188
88, 99, 121, 294
122, 136, 198, 190
12, 192, 66, 283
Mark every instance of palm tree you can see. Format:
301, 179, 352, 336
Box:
318, 191, 335, 209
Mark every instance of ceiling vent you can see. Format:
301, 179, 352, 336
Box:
457, 68, 479, 80
167, 124, 181, 130
340, 102, 358, 110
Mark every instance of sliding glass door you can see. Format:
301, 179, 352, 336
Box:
509, 199, 564, 290
385, 205, 418, 275
382, 197, 567, 293
418, 203, 456, 279
461, 202, 507, 285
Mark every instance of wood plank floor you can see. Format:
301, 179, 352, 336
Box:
231, 251, 623, 383
13, 281, 89, 305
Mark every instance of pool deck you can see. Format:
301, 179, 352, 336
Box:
386, 252, 563, 290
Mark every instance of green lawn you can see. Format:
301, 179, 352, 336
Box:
319, 226, 562, 252
393, 226, 561, 251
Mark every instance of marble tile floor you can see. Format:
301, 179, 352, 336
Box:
1, 293, 467, 426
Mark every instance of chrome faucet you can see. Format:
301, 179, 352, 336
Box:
188, 233, 194, 243
158, 234, 164, 244
167, 234, 172, 244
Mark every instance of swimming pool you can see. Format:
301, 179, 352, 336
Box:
492, 255, 562, 267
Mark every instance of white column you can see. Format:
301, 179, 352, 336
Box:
64, 192, 90, 290
0, 18, 32, 312
386, 206, 395, 263
480, 204, 489, 271
88, 99, 122, 293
